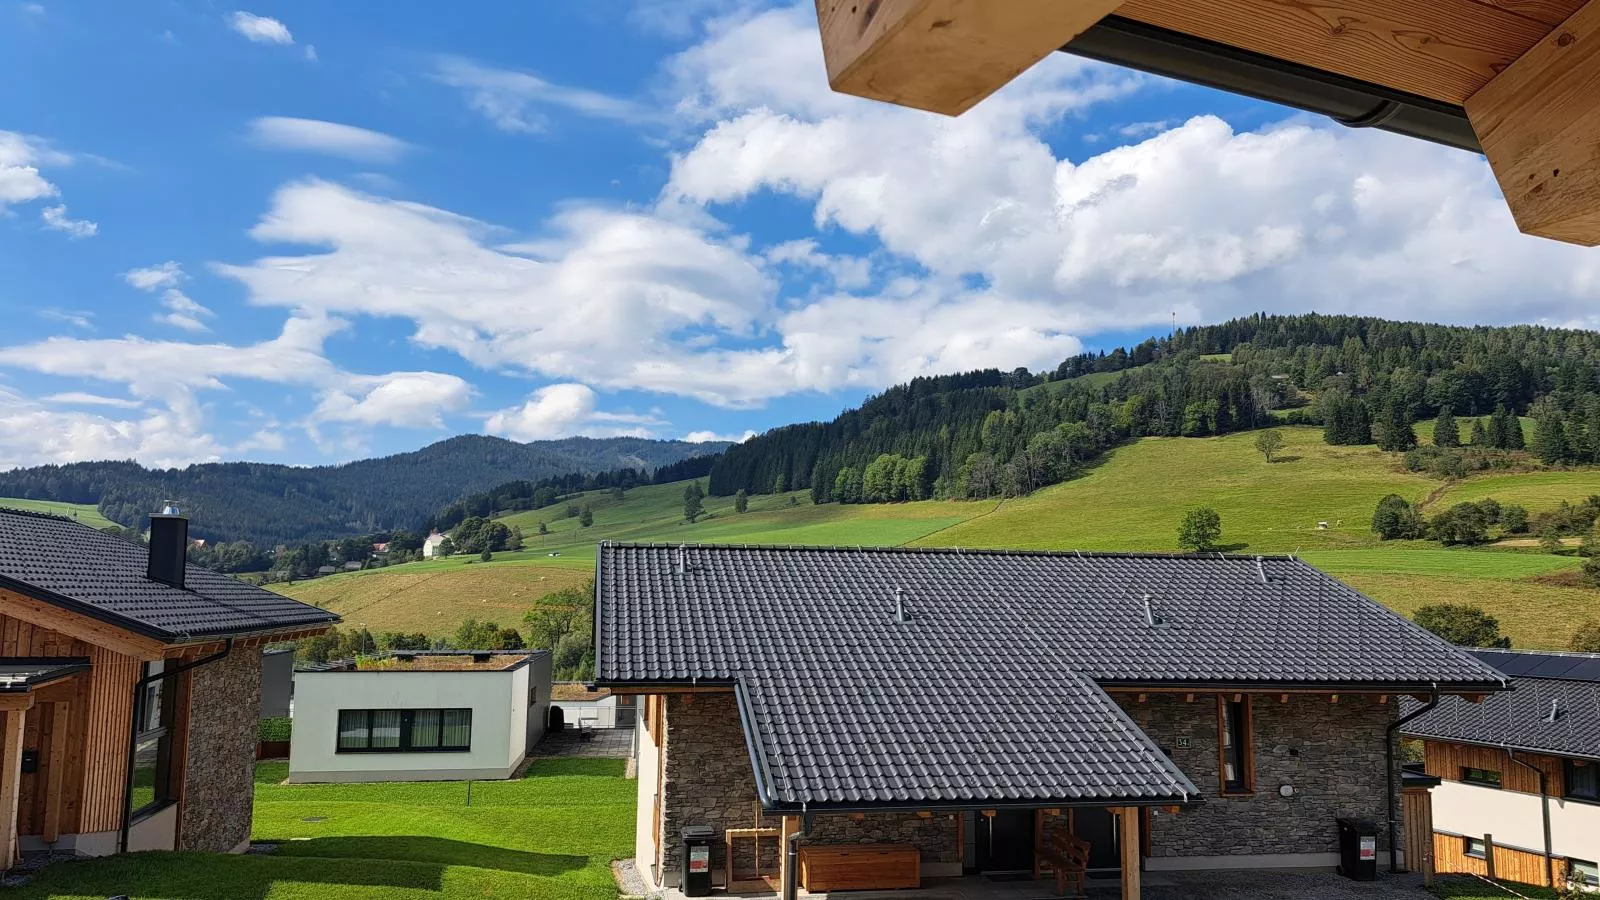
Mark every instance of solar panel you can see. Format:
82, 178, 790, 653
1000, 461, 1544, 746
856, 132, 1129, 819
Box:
1468, 650, 1600, 683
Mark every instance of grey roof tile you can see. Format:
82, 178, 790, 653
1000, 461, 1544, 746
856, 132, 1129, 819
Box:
1402, 650, 1600, 762
596, 543, 1502, 810
0, 508, 338, 641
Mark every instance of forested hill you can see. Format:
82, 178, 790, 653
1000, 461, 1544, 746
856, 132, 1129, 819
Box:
0, 435, 727, 546
710, 313, 1600, 502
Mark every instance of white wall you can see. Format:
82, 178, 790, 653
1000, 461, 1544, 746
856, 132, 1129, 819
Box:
1434, 778, 1600, 860
290, 668, 521, 782
635, 701, 662, 886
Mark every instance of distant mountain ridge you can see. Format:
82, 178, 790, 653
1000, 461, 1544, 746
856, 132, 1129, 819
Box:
0, 435, 728, 546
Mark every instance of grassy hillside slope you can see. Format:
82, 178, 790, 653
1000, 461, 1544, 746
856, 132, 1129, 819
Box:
916, 427, 1433, 553
0, 498, 116, 529
274, 427, 1600, 649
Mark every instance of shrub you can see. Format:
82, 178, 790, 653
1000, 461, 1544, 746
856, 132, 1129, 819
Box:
1501, 505, 1529, 534
1431, 503, 1491, 546
1570, 619, 1600, 652
1178, 507, 1223, 552
258, 716, 292, 743
1372, 494, 1424, 540
1413, 603, 1511, 648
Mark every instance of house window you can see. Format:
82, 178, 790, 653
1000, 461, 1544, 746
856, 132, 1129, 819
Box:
129, 662, 178, 819
335, 709, 472, 753
1462, 766, 1503, 788
1217, 696, 1254, 794
1569, 858, 1599, 889
1465, 838, 1488, 859
1565, 760, 1599, 802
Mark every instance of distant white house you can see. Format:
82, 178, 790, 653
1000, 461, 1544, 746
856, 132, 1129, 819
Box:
422, 531, 447, 558
288, 650, 552, 783
551, 683, 636, 729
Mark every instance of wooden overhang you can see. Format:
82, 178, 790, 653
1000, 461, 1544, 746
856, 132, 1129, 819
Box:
811, 0, 1600, 246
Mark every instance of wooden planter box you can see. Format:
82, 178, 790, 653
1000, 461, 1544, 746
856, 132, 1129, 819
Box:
798, 844, 920, 891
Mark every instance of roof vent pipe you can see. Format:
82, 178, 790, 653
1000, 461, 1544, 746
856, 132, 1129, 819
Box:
1143, 593, 1158, 626
674, 544, 686, 575
1545, 698, 1560, 724
894, 587, 909, 623
1255, 556, 1268, 585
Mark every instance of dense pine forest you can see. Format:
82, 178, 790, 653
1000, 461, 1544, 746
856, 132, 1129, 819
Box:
0, 435, 726, 545
710, 313, 1600, 502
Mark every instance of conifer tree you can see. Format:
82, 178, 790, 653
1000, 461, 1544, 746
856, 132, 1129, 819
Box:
1432, 408, 1460, 448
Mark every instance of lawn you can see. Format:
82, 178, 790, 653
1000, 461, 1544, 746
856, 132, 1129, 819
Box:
3, 758, 633, 900
1434, 470, 1600, 511
1430, 875, 1560, 898
0, 497, 116, 530
917, 427, 1436, 553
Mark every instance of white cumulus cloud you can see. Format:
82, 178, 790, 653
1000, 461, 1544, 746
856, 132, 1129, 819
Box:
313, 372, 474, 429
229, 11, 292, 44
485, 383, 662, 441
248, 117, 412, 163
40, 204, 96, 238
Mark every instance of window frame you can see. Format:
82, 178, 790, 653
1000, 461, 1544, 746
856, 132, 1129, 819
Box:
1568, 857, 1599, 888
334, 708, 473, 754
1461, 766, 1503, 788
1216, 694, 1255, 795
1563, 759, 1599, 803
1464, 837, 1488, 860
128, 662, 179, 821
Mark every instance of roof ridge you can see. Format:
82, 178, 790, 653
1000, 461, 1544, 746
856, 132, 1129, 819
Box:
597, 541, 1299, 561
0, 505, 92, 526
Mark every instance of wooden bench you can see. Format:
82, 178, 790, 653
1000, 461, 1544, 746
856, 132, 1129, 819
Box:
1036, 832, 1090, 898
798, 844, 920, 891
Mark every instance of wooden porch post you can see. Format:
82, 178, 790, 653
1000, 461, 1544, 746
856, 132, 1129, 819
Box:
779, 815, 801, 899
1118, 807, 1140, 900
0, 705, 27, 870
42, 702, 69, 844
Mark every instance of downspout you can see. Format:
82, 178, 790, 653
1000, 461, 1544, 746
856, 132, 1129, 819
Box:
1386, 684, 1439, 874
1506, 751, 1555, 889
783, 807, 811, 900
119, 638, 234, 854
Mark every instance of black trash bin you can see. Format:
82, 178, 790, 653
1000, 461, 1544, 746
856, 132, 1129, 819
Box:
681, 825, 716, 896
1336, 817, 1379, 881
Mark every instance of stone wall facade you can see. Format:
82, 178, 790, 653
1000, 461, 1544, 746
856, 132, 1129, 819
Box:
657, 693, 962, 883
179, 646, 262, 853
809, 812, 961, 866
659, 692, 764, 882
1117, 693, 1400, 860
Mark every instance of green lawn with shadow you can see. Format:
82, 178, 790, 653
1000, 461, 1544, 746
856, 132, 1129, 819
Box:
3, 759, 631, 900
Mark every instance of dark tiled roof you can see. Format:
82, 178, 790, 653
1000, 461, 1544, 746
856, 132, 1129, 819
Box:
0, 508, 338, 642
596, 544, 1502, 810
0, 657, 90, 692
1402, 650, 1600, 762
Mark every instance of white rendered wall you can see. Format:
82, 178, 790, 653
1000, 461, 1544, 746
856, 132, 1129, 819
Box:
1434, 779, 1600, 860
289, 669, 520, 783
635, 705, 662, 886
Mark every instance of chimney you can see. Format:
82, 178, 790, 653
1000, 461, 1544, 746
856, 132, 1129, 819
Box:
147, 502, 188, 590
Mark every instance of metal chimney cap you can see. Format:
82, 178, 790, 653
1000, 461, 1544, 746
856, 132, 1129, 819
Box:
159, 500, 182, 516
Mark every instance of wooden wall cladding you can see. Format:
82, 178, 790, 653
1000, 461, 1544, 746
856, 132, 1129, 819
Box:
1114, 0, 1570, 104
1422, 741, 1565, 796
1433, 830, 1567, 886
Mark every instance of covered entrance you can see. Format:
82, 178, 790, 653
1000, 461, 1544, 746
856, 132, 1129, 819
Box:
975, 810, 1035, 874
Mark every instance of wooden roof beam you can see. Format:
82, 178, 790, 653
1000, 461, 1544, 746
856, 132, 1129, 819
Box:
1467, 0, 1600, 245
814, 0, 1127, 115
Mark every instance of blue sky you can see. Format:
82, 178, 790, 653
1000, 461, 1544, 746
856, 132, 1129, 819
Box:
3, 1, 1597, 470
